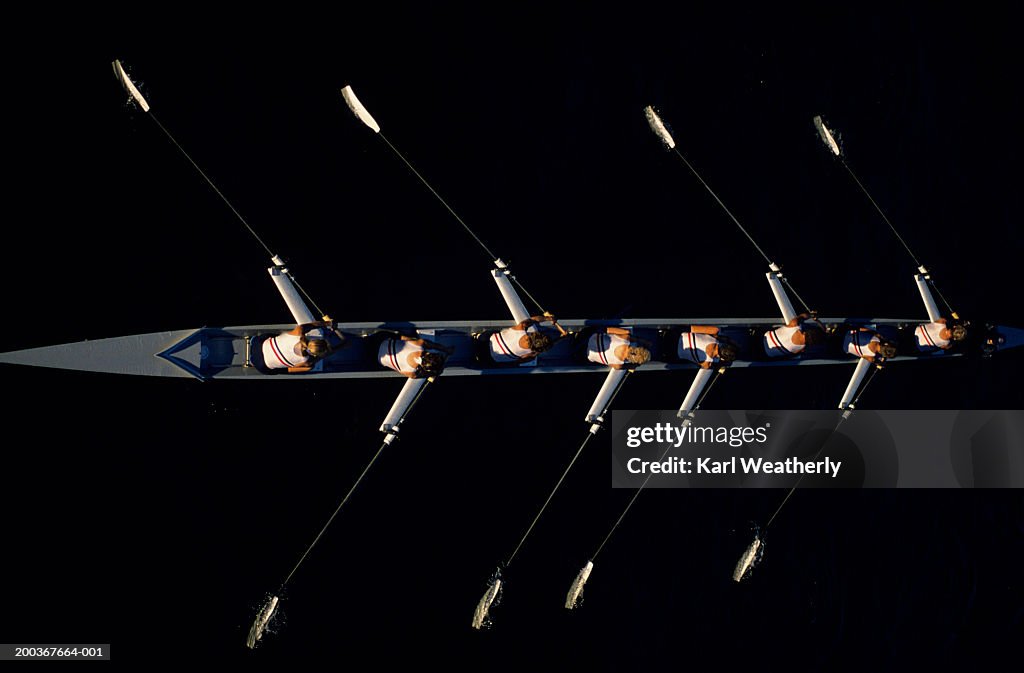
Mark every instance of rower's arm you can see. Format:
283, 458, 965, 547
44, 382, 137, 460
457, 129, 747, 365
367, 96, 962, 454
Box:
690, 325, 720, 335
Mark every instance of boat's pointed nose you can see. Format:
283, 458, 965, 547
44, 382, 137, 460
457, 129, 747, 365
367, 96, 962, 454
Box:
0, 330, 203, 377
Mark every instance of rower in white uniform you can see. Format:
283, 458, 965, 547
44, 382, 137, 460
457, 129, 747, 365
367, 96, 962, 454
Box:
257, 259, 346, 373
485, 314, 565, 364
677, 326, 738, 369
262, 320, 344, 373
763, 313, 826, 358
378, 334, 454, 379
842, 327, 897, 362
910, 269, 966, 354
475, 261, 569, 365
587, 327, 651, 370
912, 318, 965, 354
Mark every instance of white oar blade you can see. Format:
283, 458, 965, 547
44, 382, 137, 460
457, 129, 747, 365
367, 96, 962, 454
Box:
732, 535, 763, 582
112, 60, 150, 112
341, 85, 381, 133
471, 578, 502, 630
565, 560, 594, 610
813, 115, 841, 156
246, 594, 280, 649
644, 106, 676, 149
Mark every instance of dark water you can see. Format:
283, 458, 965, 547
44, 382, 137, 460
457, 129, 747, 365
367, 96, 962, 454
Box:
2, 11, 1022, 669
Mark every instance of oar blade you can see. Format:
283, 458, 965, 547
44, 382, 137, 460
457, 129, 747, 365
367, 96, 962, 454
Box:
813, 115, 841, 156
644, 105, 676, 149
112, 60, 150, 112
341, 85, 381, 133
246, 594, 280, 649
471, 577, 502, 630
732, 535, 763, 582
565, 560, 594, 610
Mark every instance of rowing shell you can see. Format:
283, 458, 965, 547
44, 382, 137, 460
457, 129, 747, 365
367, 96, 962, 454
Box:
2, 318, 1018, 381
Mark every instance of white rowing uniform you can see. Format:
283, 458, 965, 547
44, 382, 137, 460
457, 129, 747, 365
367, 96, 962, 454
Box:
489, 323, 539, 362
588, 332, 629, 366
843, 330, 879, 359
915, 321, 950, 352
378, 338, 426, 374
677, 332, 718, 365
262, 331, 310, 370
763, 325, 803, 357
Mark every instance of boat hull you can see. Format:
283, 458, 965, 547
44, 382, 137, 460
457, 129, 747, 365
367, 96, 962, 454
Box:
1, 318, 1018, 381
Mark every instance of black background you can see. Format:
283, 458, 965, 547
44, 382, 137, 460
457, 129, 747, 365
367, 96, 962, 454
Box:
2, 8, 1022, 670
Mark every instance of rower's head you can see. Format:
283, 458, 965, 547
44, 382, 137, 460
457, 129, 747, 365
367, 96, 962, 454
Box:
801, 326, 826, 347
717, 341, 739, 364
949, 324, 968, 342
626, 345, 651, 365
305, 338, 330, 359
527, 332, 554, 353
417, 351, 447, 378
878, 341, 898, 359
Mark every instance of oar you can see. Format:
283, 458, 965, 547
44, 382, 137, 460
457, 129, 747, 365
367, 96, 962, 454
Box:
246, 376, 436, 648
733, 364, 881, 583
565, 367, 724, 609
812, 115, 958, 319
471, 368, 634, 629
644, 106, 814, 317
340, 85, 554, 320
112, 60, 328, 320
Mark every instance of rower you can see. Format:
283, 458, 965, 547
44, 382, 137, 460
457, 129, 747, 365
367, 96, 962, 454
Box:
762, 312, 826, 358
836, 326, 897, 413
842, 327, 897, 363
256, 258, 346, 373
261, 321, 341, 373
476, 262, 567, 365
672, 325, 737, 420
586, 327, 651, 370
377, 334, 454, 379
677, 326, 738, 369
910, 268, 967, 353
762, 264, 825, 358
911, 318, 966, 354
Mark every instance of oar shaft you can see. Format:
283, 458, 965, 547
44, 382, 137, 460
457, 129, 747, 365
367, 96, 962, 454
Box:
374, 133, 547, 315
148, 114, 275, 258
379, 134, 498, 262
281, 438, 391, 587
840, 159, 922, 268
593, 369, 722, 560
671, 148, 772, 266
